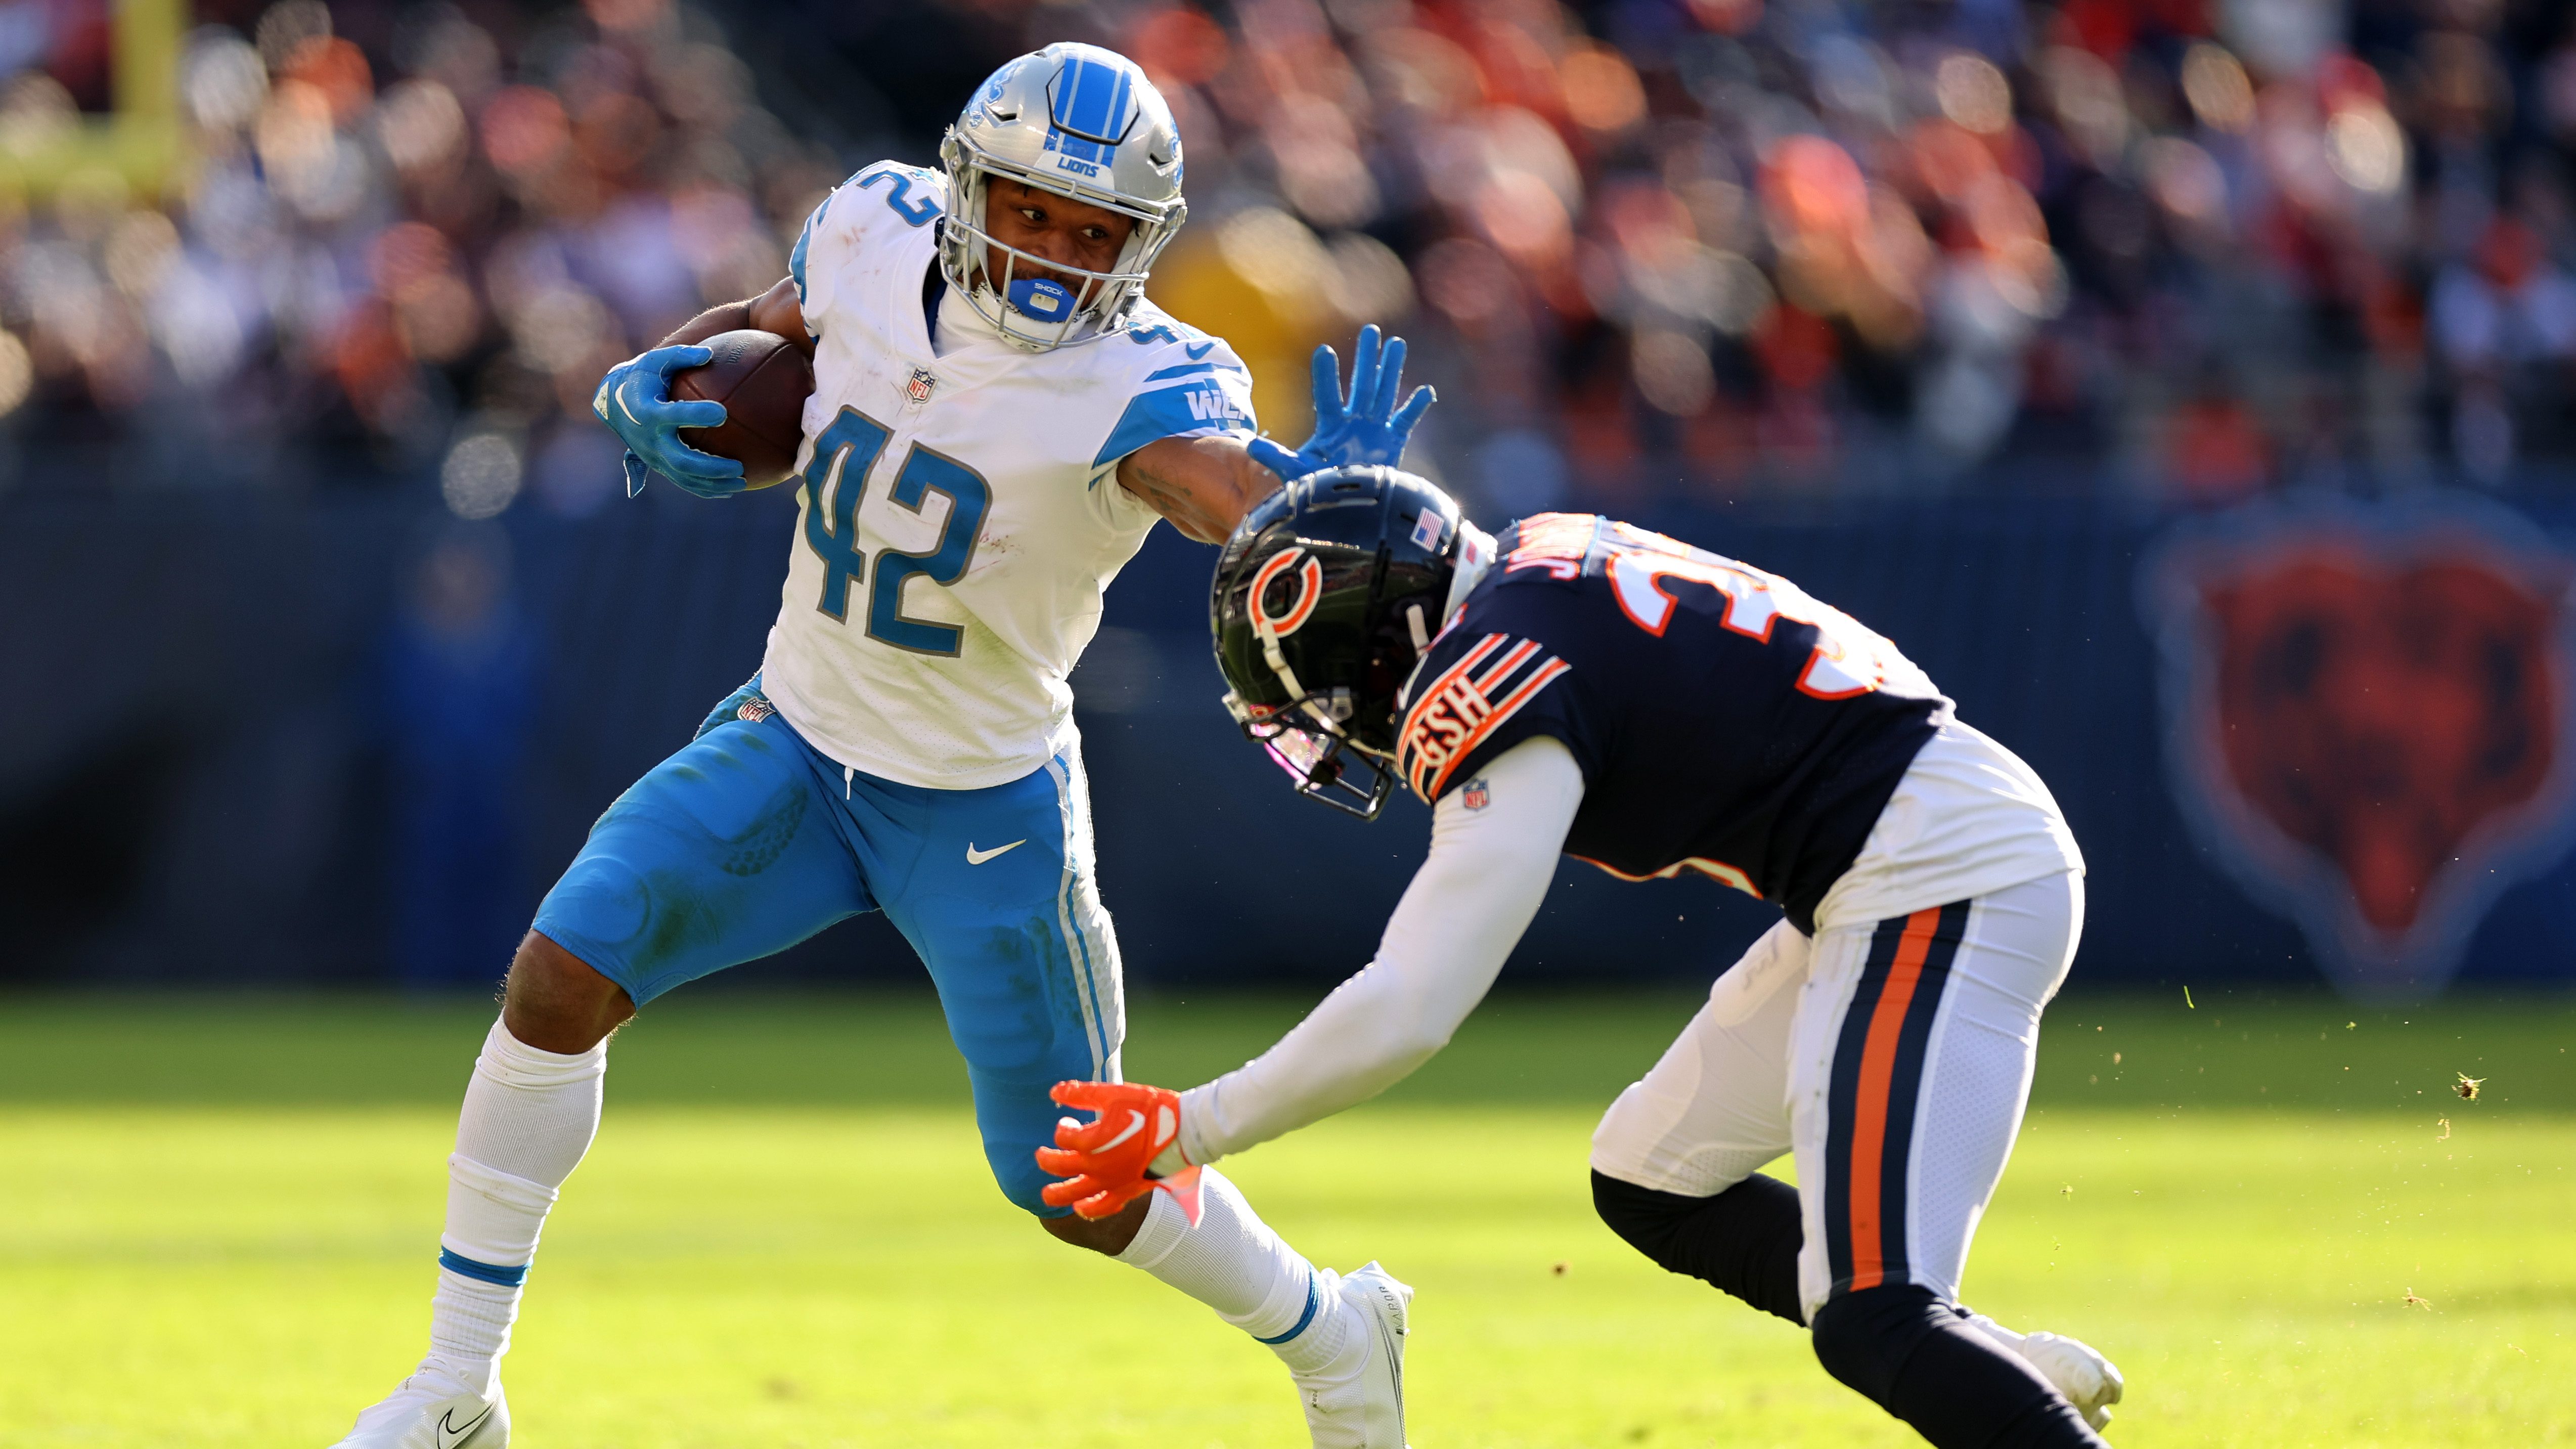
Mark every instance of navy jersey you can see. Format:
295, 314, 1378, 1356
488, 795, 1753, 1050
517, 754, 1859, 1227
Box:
1393, 514, 1950, 933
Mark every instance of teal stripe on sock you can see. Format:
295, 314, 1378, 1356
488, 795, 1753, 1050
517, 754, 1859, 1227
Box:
1254, 1273, 1322, 1344
439, 1248, 528, 1289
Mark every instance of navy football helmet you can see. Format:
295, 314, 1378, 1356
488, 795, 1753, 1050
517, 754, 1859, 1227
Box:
1211, 466, 1465, 818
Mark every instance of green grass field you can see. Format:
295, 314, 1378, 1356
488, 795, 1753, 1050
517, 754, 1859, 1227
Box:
2, 989, 2571, 1447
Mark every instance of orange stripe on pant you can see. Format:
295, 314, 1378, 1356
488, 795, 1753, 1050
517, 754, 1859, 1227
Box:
1844, 907, 1944, 1293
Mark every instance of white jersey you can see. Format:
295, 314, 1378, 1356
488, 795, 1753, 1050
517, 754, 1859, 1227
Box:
759, 162, 1257, 789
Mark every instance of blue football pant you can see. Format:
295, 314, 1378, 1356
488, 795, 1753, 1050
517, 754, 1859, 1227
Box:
531, 684, 1124, 1215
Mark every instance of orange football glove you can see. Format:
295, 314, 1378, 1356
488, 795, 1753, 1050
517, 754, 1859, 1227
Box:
1036, 1080, 1191, 1220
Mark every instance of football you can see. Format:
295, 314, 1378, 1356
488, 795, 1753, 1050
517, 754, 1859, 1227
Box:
671, 328, 814, 488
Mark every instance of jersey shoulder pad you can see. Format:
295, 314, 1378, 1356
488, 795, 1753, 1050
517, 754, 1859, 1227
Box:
791, 161, 949, 316
1393, 593, 1578, 804
1087, 310, 1256, 468
1491, 512, 1612, 580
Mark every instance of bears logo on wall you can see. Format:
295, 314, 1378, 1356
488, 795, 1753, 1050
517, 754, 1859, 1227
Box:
2143, 497, 2576, 999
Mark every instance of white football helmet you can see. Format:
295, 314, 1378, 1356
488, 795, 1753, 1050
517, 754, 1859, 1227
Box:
938, 43, 1187, 350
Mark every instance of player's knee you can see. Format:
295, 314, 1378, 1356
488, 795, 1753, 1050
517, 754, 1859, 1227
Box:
501, 931, 635, 1054
1592, 1168, 1701, 1268
1809, 1284, 1948, 1403
1038, 1195, 1147, 1256
1593, 1169, 1806, 1324
983, 1120, 1079, 1218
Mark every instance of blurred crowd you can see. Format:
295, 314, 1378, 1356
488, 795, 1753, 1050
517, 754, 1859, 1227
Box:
1119, 0, 2576, 507
3, 0, 2574, 515
3, 0, 839, 514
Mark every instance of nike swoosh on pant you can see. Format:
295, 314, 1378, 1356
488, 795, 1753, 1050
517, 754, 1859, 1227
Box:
965, 839, 1027, 865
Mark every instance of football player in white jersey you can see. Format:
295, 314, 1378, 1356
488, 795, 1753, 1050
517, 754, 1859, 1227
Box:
329, 44, 1427, 1449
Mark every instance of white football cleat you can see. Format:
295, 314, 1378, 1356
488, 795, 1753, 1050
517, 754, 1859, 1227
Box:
329, 1360, 508, 1448
1295, 1262, 1411, 1448
1965, 1314, 2124, 1432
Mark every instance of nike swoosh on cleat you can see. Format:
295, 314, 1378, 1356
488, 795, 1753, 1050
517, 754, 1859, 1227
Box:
1186, 341, 1215, 360
435, 1402, 492, 1448
965, 839, 1027, 865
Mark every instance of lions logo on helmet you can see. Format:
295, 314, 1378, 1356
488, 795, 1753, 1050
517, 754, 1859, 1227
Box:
939, 43, 1188, 352
1213, 467, 1466, 818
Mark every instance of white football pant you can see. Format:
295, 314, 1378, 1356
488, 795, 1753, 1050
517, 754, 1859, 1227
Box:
1591, 869, 2081, 1321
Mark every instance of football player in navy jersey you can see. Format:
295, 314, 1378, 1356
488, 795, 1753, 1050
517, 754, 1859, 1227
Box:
1037, 469, 2126, 1447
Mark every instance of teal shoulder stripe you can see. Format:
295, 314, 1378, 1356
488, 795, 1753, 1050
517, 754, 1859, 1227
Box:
1141, 360, 1246, 382
1092, 381, 1254, 467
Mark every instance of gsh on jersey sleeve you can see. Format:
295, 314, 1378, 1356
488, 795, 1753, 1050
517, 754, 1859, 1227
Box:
1393, 513, 1949, 933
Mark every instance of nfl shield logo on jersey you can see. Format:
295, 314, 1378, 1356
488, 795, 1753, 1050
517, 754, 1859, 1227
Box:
2142, 496, 2576, 1000
907, 368, 938, 405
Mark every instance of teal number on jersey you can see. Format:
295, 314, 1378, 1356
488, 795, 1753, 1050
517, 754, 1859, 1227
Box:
868, 444, 990, 656
858, 168, 942, 226
798, 406, 992, 655
801, 410, 892, 621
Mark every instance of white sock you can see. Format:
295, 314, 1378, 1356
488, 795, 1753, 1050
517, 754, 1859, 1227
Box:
1115, 1166, 1351, 1375
424, 1019, 606, 1396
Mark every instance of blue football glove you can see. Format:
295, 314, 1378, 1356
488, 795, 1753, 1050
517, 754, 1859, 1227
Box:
1246, 323, 1437, 482
592, 344, 748, 500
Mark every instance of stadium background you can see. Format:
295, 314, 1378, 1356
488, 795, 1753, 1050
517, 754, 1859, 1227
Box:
5, 4, 2576, 1447
1, 0, 2574, 1001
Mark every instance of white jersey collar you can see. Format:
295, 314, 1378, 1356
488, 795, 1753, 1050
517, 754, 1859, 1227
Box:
1443, 521, 1496, 627
934, 276, 1005, 356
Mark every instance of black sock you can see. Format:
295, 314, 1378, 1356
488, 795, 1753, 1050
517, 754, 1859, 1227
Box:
1810, 1285, 2106, 1448
1591, 1169, 1804, 1325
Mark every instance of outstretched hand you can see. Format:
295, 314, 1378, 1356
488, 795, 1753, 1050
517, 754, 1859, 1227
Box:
1247, 323, 1437, 482
593, 344, 748, 500
1036, 1079, 1192, 1221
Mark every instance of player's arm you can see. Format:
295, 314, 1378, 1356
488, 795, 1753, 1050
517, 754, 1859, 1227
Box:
655, 276, 816, 358
1115, 434, 1280, 544
1038, 736, 1584, 1216
1176, 735, 1584, 1160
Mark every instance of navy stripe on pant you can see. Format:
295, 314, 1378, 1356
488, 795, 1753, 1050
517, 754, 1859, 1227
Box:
1820, 899, 1972, 1299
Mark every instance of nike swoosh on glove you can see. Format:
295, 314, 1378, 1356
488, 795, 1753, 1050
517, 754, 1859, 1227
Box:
1036, 1080, 1191, 1220
1247, 322, 1437, 482
593, 343, 748, 499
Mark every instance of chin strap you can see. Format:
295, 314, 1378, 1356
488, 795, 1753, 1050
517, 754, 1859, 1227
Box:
1253, 609, 1306, 704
